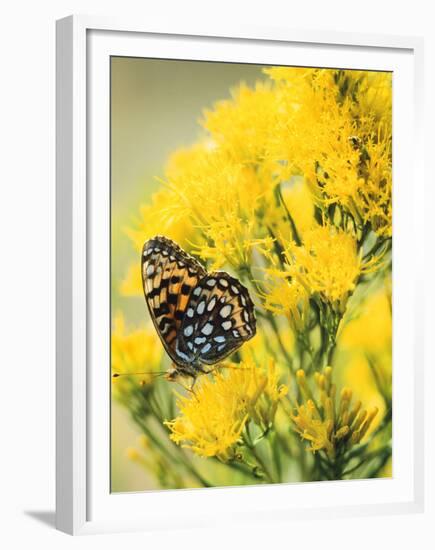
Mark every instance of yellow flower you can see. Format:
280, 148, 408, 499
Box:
124, 187, 197, 252
291, 368, 379, 459
348, 71, 392, 124
111, 313, 163, 399
285, 225, 364, 308
165, 360, 287, 460
261, 267, 309, 330
263, 67, 392, 238
165, 141, 268, 270
201, 82, 279, 165
126, 65, 391, 277
355, 127, 392, 237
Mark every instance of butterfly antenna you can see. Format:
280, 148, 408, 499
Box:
112, 371, 167, 379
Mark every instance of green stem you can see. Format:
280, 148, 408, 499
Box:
268, 431, 282, 483
363, 236, 388, 261
342, 446, 391, 477
266, 311, 294, 372
275, 183, 302, 246
215, 457, 262, 481
243, 426, 276, 484
132, 412, 212, 488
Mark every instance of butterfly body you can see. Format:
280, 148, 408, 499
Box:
141, 236, 256, 380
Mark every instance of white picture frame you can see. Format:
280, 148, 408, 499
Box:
56, 15, 425, 535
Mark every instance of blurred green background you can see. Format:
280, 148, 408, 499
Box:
111, 57, 265, 492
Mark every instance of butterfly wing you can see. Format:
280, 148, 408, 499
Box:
179, 271, 256, 365
142, 236, 206, 365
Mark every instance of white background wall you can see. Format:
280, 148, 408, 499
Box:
0, 1, 433, 548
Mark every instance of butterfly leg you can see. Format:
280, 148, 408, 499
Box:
189, 375, 198, 394
202, 362, 225, 376
172, 375, 199, 399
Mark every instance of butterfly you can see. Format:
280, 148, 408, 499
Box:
141, 235, 256, 381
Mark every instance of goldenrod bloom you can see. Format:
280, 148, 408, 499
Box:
291, 368, 379, 460
165, 142, 267, 270
111, 313, 163, 399
261, 267, 309, 330
285, 225, 365, 309
263, 67, 392, 238
202, 82, 279, 165
165, 360, 287, 460
125, 187, 197, 253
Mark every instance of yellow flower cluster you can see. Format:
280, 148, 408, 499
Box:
202, 82, 279, 166
125, 187, 196, 253
262, 269, 309, 330
111, 313, 163, 399
122, 66, 391, 296
166, 143, 269, 270
165, 360, 287, 461
291, 368, 378, 459
261, 224, 363, 323
287, 225, 362, 307
264, 67, 392, 237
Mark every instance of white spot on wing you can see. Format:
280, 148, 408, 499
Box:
222, 321, 232, 331
197, 301, 205, 315
220, 305, 232, 318
201, 323, 213, 336
206, 278, 216, 287
207, 297, 217, 312
184, 325, 193, 337
195, 336, 206, 345
214, 335, 226, 343
187, 308, 194, 318
200, 343, 212, 354
146, 264, 155, 277
193, 287, 202, 297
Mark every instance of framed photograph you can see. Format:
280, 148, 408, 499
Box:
56, 15, 424, 535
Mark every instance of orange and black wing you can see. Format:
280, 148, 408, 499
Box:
179, 271, 256, 365
141, 235, 206, 366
